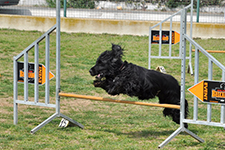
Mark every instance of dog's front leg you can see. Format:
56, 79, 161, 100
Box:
107, 77, 122, 95
107, 86, 117, 95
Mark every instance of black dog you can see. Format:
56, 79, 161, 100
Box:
89, 44, 188, 128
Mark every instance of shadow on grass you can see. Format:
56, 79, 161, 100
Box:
91, 128, 177, 138
90, 127, 207, 139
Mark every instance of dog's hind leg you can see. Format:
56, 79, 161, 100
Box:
158, 92, 188, 128
162, 99, 188, 128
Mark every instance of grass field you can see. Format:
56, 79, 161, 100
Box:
0, 29, 225, 149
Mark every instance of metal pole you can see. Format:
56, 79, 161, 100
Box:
158, 9, 187, 149
56, 0, 84, 129
34, 43, 39, 103
159, 23, 162, 56
169, 18, 172, 57
56, 0, 61, 115
196, 0, 200, 22
45, 35, 50, 104
24, 52, 28, 101
64, 0, 67, 17
188, 0, 194, 75
221, 71, 225, 124
13, 57, 18, 125
194, 48, 199, 121
207, 59, 213, 122
148, 27, 152, 69
180, 8, 187, 127
159, 9, 204, 148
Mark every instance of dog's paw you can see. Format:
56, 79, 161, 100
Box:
93, 81, 102, 87
107, 87, 118, 95
93, 79, 106, 87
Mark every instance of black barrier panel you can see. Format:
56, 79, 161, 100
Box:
17, 61, 41, 84
151, 30, 180, 45
189, 80, 225, 104
207, 81, 225, 103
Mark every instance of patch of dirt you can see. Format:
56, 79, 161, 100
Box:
0, 97, 14, 114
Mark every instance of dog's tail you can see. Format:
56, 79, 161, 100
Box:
163, 99, 189, 128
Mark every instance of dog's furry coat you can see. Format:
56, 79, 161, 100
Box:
89, 44, 188, 127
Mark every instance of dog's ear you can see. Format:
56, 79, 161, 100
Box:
111, 43, 123, 60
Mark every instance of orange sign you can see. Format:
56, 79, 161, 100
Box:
188, 80, 225, 103
39, 64, 55, 85
17, 62, 54, 85
151, 30, 180, 45
188, 80, 205, 102
172, 30, 180, 45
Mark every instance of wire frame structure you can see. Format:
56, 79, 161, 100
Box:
0, 0, 224, 23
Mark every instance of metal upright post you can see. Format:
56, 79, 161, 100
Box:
64, 0, 67, 17
158, 8, 204, 149
56, 0, 61, 116
193, 48, 199, 121
34, 43, 39, 103
188, 0, 194, 75
24, 52, 28, 101
207, 59, 213, 122
13, 57, 18, 125
148, 27, 152, 69
196, 0, 200, 22
221, 72, 225, 124
180, 8, 187, 128
179, 7, 204, 144
56, 0, 84, 128
30, 0, 83, 134
45, 34, 50, 104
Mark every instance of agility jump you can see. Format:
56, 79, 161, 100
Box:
13, 0, 208, 148
59, 93, 180, 109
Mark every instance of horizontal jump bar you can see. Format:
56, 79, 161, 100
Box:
192, 49, 225, 53
59, 93, 180, 110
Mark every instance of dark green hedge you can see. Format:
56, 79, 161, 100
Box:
165, 0, 222, 9
46, 0, 223, 9
46, 0, 95, 9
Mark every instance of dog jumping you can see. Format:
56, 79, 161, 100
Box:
89, 44, 188, 128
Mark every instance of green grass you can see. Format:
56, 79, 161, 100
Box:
0, 29, 225, 149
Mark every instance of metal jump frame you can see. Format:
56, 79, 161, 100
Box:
13, 0, 84, 134
148, 3, 194, 75
158, 7, 204, 148
158, 4, 225, 149
184, 34, 225, 127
